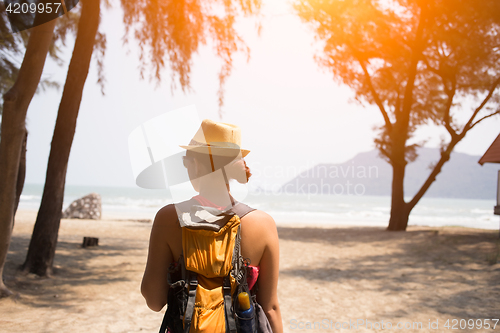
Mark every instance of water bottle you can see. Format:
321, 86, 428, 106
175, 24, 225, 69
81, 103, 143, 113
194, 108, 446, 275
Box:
237, 292, 255, 333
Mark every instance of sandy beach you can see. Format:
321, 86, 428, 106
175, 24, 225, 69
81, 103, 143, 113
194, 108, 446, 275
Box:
1, 210, 500, 333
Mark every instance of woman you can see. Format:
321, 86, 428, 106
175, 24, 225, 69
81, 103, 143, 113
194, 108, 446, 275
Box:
141, 119, 283, 333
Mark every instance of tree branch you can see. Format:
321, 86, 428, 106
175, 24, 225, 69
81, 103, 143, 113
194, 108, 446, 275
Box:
408, 140, 458, 210
442, 80, 458, 139
469, 109, 500, 130
461, 75, 500, 134
357, 59, 393, 131
409, 76, 500, 211
399, 5, 428, 132
421, 56, 440, 77
422, 55, 459, 138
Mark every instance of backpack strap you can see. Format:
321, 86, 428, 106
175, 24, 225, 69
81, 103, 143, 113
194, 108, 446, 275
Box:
159, 254, 187, 333
228, 202, 256, 219
223, 275, 237, 333
159, 308, 169, 333
183, 271, 198, 333
231, 225, 246, 285
230, 202, 255, 280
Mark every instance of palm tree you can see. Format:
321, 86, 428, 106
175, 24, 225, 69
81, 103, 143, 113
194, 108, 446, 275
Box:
0, 18, 57, 297
22, 0, 101, 276
0, 4, 79, 297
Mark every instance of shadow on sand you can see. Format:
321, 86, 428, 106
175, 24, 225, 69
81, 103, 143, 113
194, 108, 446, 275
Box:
4, 234, 145, 309
278, 226, 500, 319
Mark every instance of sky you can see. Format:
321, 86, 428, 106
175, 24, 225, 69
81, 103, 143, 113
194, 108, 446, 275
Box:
20, 0, 500, 190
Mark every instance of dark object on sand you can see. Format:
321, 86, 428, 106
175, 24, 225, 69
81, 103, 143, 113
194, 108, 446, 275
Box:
82, 237, 99, 248
62, 193, 102, 220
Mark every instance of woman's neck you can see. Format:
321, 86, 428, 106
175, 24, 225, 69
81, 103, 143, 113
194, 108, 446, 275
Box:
198, 182, 234, 208
198, 190, 234, 208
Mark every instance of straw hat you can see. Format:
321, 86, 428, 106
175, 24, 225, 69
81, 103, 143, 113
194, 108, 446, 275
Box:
180, 119, 250, 157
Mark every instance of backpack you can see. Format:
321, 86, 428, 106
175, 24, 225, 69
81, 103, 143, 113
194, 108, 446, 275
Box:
159, 200, 272, 333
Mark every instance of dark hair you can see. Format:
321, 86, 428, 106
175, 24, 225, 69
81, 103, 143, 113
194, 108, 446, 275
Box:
185, 150, 252, 184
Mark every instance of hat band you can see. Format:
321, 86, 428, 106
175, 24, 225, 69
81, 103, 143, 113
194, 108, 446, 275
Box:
188, 139, 241, 150
188, 139, 208, 146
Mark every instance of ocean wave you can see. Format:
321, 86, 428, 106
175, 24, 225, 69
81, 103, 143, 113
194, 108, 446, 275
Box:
20, 194, 40, 201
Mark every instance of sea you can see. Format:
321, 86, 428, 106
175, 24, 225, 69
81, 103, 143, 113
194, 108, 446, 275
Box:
18, 183, 500, 230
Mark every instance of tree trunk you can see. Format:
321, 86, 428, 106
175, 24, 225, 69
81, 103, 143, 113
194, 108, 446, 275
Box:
387, 120, 411, 231
387, 161, 410, 231
22, 0, 100, 277
0, 20, 56, 298
384, 8, 427, 232
14, 132, 28, 217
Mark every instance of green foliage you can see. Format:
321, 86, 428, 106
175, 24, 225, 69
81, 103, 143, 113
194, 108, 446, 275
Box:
50, 10, 81, 65
295, 0, 500, 162
94, 30, 106, 95
120, 0, 261, 113
50, 6, 107, 95
0, 12, 26, 115
0, 9, 84, 116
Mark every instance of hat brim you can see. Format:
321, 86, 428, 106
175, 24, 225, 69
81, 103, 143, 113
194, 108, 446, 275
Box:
180, 145, 250, 157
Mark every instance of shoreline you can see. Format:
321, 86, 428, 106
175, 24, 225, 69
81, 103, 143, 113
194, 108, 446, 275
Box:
15, 207, 500, 231
17, 187, 500, 232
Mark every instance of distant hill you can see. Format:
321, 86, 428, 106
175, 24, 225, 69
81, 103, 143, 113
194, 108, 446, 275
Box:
280, 148, 500, 199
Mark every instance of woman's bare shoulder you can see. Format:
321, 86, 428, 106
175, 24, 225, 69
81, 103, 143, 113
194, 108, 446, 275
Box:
243, 209, 277, 230
245, 209, 274, 219
157, 203, 177, 216
154, 204, 180, 229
